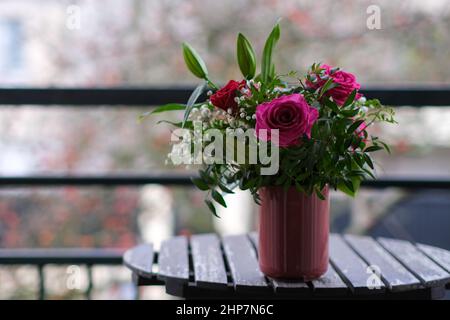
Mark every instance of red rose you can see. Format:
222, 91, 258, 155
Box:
210, 80, 246, 112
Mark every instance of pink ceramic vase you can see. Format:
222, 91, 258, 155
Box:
258, 186, 329, 280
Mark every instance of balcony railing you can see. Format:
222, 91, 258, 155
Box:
0, 248, 124, 300
1, 86, 450, 299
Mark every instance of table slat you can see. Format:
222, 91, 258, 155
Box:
345, 235, 421, 292
123, 244, 153, 278
378, 237, 450, 287
190, 234, 228, 289
222, 234, 269, 292
330, 234, 385, 294
247, 232, 309, 293
158, 236, 189, 282
418, 243, 450, 274
311, 263, 348, 295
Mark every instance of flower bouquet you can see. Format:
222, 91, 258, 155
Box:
144, 22, 396, 279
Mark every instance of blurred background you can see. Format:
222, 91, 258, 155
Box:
0, 0, 450, 299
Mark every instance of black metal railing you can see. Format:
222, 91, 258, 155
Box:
0, 248, 124, 300
1, 86, 450, 189
1, 86, 450, 299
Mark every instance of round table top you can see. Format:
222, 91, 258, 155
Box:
124, 233, 450, 299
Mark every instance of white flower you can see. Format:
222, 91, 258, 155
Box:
252, 114, 256, 120
246, 116, 251, 121
227, 108, 232, 114
358, 96, 367, 103
201, 108, 211, 118
240, 108, 245, 112
234, 97, 240, 103
240, 112, 246, 118
207, 90, 213, 96
188, 108, 199, 120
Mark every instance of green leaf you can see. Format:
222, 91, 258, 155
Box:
363, 153, 374, 169
261, 23, 281, 84
340, 109, 359, 117
152, 103, 187, 114
315, 188, 326, 200
218, 182, 235, 194
182, 42, 208, 79
362, 168, 376, 180
342, 89, 357, 107
205, 199, 220, 218
324, 98, 340, 114
212, 190, 227, 208
338, 176, 360, 197
183, 82, 207, 127
347, 119, 365, 134
236, 33, 256, 79
199, 168, 215, 184
319, 78, 337, 97
365, 145, 383, 153
294, 181, 305, 193
191, 178, 209, 191
380, 141, 391, 154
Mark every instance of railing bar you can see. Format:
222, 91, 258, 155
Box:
134, 286, 141, 301
0, 248, 123, 265
0, 87, 449, 106
38, 264, 45, 300
1, 176, 450, 188
86, 264, 93, 300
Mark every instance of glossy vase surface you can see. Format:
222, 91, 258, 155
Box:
258, 186, 329, 280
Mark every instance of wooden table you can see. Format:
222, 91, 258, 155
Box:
124, 233, 450, 299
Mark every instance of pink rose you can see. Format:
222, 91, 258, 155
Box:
307, 64, 361, 106
256, 93, 319, 147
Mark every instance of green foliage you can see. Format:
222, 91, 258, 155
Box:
182, 42, 208, 79
261, 23, 281, 84
236, 33, 256, 79
183, 82, 207, 127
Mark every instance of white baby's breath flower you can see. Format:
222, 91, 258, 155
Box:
227, 108, 232, 114
240, 112, 246, 118
207, 90, 213, 96
235, 127, 244, 135
252, 114, 256, 120
188, 108, 199, 120
246, 116, 251, 121
358, 96, 367, 103
234, 97, 240, 103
